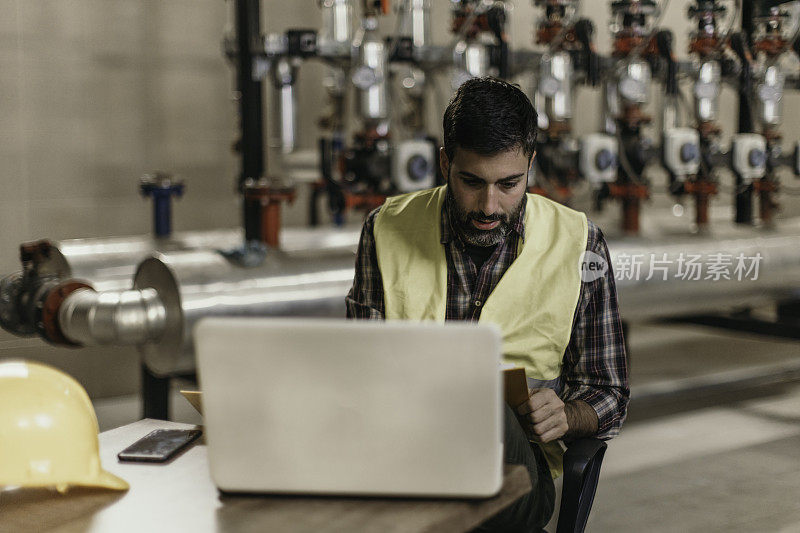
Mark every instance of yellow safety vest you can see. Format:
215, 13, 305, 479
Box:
373, 185, 588, 478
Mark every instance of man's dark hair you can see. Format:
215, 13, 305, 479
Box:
442, 77, 538, 163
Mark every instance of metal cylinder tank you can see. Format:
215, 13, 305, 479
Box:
757, 62, 785, 126
408, 0, 431, 48
453, 40, 491, 82
694, 60, 721, 123
318, 0, 353, 52
353, 18, 389, 121
538, 51, 574, 122
47, 226, 361, 292
271, 57, 299, 155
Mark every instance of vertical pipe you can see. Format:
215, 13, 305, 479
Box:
759, 184, 775, 226
153, 193, 172, 238
623, 198, 640, 235
731, 31, 755, 224
356, 19, 389, 122
142, 363, 170, 420
279, 83, 297, 153
742, 0, 755, 47
396, 0, 432, 48
139, 174, 184, 239
696, 193, 709, 227
270, 58, 299, 155
735, 183, 754, 223
262, 202, 282, 248
235, 0, 265, 242
319, 0, 353, 48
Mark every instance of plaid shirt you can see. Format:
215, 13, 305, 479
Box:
346, 195, 629, 439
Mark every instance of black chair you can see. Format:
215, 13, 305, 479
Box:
555, 438, 608, 533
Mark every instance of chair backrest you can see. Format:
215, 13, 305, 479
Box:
556, 438, 608, 533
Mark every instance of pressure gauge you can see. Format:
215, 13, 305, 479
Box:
579, 134, 618, 185
352, 65, 378, 89
664, 128, 700, 177
732, 134, 767, 182
393, 140, 436, 193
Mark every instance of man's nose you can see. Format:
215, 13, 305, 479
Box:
479, 186, 499, 215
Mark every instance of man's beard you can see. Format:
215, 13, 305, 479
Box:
446, 189, 526, 247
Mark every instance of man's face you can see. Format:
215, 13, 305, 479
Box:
440, 146, 533, 247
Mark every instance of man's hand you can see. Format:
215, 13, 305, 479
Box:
515, 388, 568, 443
515, 389, 599, 443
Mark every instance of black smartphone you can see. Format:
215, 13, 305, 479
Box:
118, 429, 202, 463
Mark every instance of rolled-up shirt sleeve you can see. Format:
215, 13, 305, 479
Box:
561, 221, 630, 439
346, 207, 385, 320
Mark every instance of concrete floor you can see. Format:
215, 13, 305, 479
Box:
88, 319, 800, 532
588, 381, 800, 532
587, 321, 800, 532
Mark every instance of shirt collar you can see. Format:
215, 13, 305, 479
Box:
440, 191, 527, 246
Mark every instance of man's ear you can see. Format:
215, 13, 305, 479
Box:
528, 151, 536, 171
439, 147, 450, 182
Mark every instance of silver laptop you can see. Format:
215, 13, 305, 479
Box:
194, 317, 503, 498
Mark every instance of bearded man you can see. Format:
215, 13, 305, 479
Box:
346, 77, 629, 532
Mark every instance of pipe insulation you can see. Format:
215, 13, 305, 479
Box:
58, 288, 167, 346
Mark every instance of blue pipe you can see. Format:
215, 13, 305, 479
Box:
140, 176, 185, 238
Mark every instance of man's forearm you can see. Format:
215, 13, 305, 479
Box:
564, 400, 598, 439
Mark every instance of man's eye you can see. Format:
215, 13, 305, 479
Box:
464, 179, 482, 187
500, 181, 519, 190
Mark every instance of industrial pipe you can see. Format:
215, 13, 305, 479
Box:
108, 217, 800, 374
4, 217, 800, 376
58, 288, 167, 346
139, 173, 185, 239
354, 16, 389, 122
233, 0, 266, 242
45, 226, 361, 292
271, 57, 299, 155
318, 0, 353, 52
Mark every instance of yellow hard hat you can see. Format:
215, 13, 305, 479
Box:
0, 360, 128, 492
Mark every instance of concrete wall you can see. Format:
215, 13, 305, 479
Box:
1, 0, 799, 400
0, 0, 239, 276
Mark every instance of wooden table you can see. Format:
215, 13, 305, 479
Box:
1, 419, 531, 532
